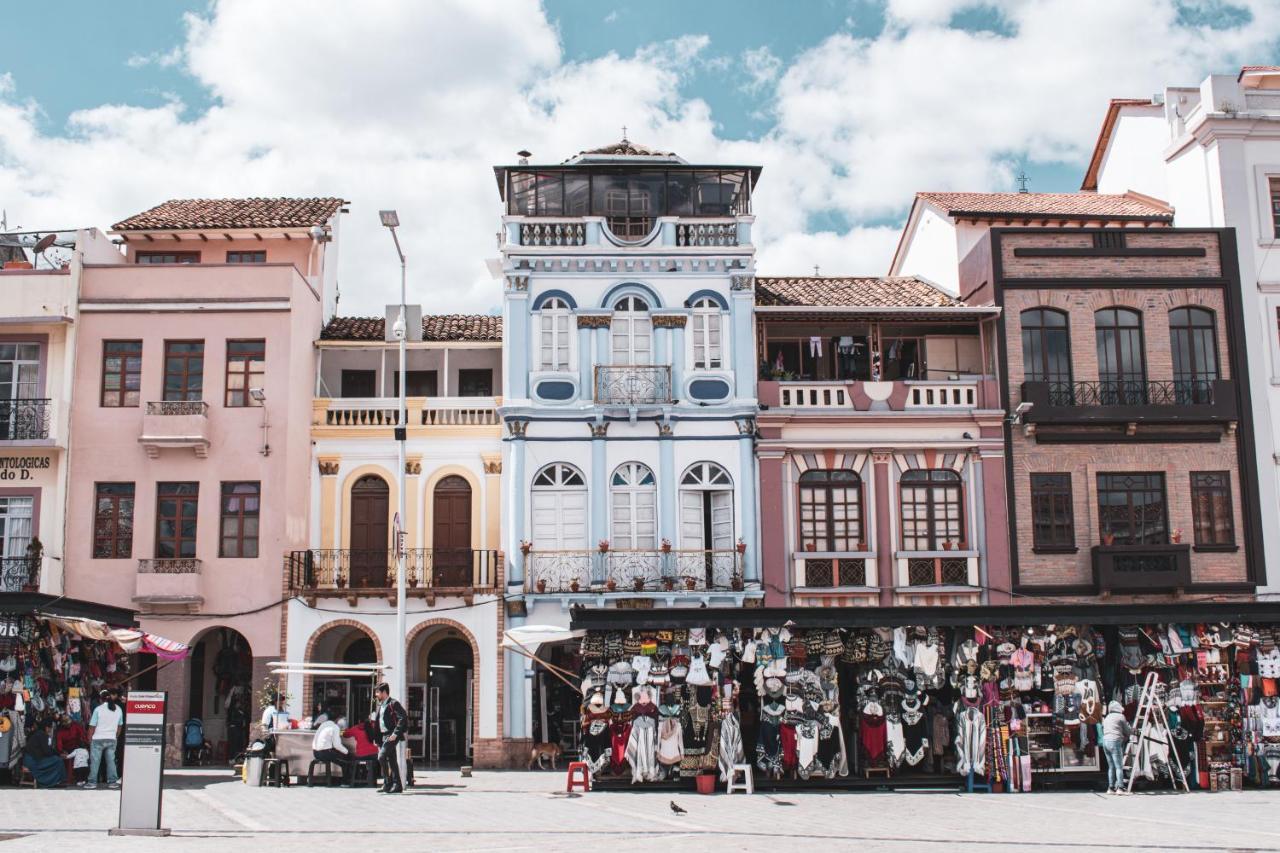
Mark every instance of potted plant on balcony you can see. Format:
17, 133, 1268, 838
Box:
335, 572, 346, 589
942, 539, 954, 551
606, 578, 617, 592
731, 575, 744, 591
535, 578, 547, 593
662, 577, 675, 591
570, 579, 580, 593
736, 538, 748, 555
1102, 531, 1116, 546
519, 540, 533, 556
805, 541, 816, 552
857, 539, 867, 552
633, 577, 645, 592
598, 539, 610, 554
660, 538, 672, 553
684, 576, 697, 590
1171, 528, 1183, 544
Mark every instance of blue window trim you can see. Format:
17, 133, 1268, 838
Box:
684, 290, 728, 310
600, 281, 663, 310
532, 289, 577, 310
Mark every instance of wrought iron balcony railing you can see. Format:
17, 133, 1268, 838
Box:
1020, 379, 1235, 428
137, 558, 202, 573
0, 556, 39, 592
526, 548, 743, 593
286, 548, 498, 591
1091, 543, 1191, 593
145, 401, 209, 416
593, 365, 672, 405
0, 399, 51, 441
1046, 379, 1214, 407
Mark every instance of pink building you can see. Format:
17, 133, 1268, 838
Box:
64, 198, 344, 751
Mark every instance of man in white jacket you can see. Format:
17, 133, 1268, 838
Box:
311, 716, 351, 786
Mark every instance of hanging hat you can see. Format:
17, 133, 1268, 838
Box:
764, 676, 784, 697
587, 690, 606, 712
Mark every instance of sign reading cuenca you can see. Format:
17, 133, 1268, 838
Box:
0, 456, 50, 481
111, 691, 169, 837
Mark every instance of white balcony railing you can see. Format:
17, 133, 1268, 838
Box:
778, 382, 851, 408
315, 397, 501, 428
904, 381, 978, 409
421, 397, 500, 426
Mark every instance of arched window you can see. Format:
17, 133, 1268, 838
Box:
432, 475, 473, 586
1020, 308, 1072, 386
538, 297, 570, 371
691, 297, 723, 369
1095, 307, 1146, 404
610, 462, 657, 549
611, 295, 652, 365
899, 469, 964, 551
349, 475, 390, 588
530, 463, 587, 550
798, 470, 863, 551
1169, 306, 1218, 404
680, 462, 733, 549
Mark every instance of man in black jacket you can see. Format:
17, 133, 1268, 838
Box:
374, 682, 407, 794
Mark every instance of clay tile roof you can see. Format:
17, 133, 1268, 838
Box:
755, 276, 965, 309
1240, 65, 1280, 80
577, 138, 674, 157
112, 197, 345, 231
916, 191, 1172, 220
321, 314, 502, 342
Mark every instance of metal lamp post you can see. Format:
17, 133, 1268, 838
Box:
379, 209, 408, 783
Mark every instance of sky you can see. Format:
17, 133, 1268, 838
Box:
1, 0, 1278, 315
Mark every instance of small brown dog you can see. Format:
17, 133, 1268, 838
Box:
527, 742, 563, 770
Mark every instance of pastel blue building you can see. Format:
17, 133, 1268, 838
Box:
494, 138, 763, 749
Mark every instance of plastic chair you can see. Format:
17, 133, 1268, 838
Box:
262, 757, 291, 787
353, 758, 379, 787
565, 761, 591, 792
726, 763, 754, 794
307, 758, 337, 787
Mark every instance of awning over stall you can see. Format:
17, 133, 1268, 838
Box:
0, 591, 137, 626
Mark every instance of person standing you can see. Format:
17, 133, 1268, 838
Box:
311, 715, 352, 786
1101, 700, 1132, 794
87, 691, 123, 789
260, 694, 286, 736
374, 683, 407, 794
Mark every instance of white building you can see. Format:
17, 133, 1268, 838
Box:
1084, 70, 1280, 595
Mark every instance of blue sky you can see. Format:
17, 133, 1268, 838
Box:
1, 1, 1278, 313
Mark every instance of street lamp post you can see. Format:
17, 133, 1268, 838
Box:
379, 209, 408, 783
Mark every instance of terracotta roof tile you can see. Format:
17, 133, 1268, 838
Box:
321, 314, 501, 342
755, 276, 965, 308
113, 197, 345, 231
916, 191, 1171, 219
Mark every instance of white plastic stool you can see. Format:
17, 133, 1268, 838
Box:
726, 763, 754, 794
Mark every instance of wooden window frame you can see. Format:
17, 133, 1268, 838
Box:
226, 250, 266, 264
219, 481, 260, 558
162, 339, 205, 402
93, 482, 135, 559
225, 339, 265, 407
1020, 307, 1073, 385
101, 339, 142, 407
1271, 177, 1280, 238
1190, 471, 1236, 550
1030, 473, 1075, 552
155, 482, 199, 559
798, 470, 864, 552
135, 251, 200, 264
898, 469, 965, 551
1096, 472, 1167, 546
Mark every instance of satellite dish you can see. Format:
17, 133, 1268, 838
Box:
33, 233, 56, 253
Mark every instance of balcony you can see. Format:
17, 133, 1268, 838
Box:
507, 216, 751, 251
139, 401, 210, 458
1092, 543, 1191, 594
0, 398, 52, 442
0, 556, 40, 592
594, 366, 672, 406
1020, 380, 1236, 429
312, 397, 501, 430
134, 558, 203, 613
526, 548, 743, 594
286, 548, 499, 599
761, 379, 984, 413
792, 553, 872, 588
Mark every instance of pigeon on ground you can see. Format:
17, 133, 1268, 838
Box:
670, 801, 687, 815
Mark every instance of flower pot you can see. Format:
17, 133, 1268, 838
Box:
661, 578, 674, 591
633, 578, 644, 592
570, 580, 580, 593
685, 577, 696, 590
805, 542, 816, 552
736, 544, 747, 555
942, 540, 954, 551
536, 579, 547, 594
335, 576, 346, 588
731, 576, 744, 591
1171, 532, 1182, 544
695, 773, 716, 794
606, 579, 617, 592
1102, 533, 1115, 547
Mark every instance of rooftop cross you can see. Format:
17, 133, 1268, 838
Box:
1016, 169, 1030, 193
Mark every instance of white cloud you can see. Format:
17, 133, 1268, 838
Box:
126, 46, 184, 68
0, 0, 1278, 311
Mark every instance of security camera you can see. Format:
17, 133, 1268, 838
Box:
1015, 402, 1034, 416
392, 312, 407, 341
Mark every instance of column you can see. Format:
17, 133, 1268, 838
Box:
873, 451, 894, 606
654, 325, 670, 392
507, 426, 527, 588
594, 325, 609, 372
506, 280, 529, 399
730, 289, 755, 399
980, 448, 1012, 604
405, 456, 422, 550
590, 423, 607, 582
737, 420, 759, 585
671, 324, 686, 401
658, 424, 675, 546
318, 458, 340, 549
578, 322, 593, 398
481, 454, 502, 585
757, 448, 787, 606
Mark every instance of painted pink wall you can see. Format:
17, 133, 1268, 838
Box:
758, 452, 787, 606
981, 453, 1012, 604
65, 261, 321, 654
124, 237, 316, 272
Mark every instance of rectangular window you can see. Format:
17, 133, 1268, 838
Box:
392, 370, 437, 397
1097, 473, 1167, 545
1271, 177, 1280, 238
226, 251, 266, 264
1190, 471, 1235, 547
225, 339, 265, 407
155, 482, 199, 559
1030, 473, 1074, 550
340, 369, 377, 398
691, 307, 722, 369
0, 495, 34, 558
101, 340, 142, 407
220, 481, 260, 558
93, 483, 135, 558
539, 310, 570, 371
163, 340, 204, 402
135, 252, 199, 264
457, 369, 493, 397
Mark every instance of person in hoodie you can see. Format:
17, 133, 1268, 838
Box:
1100, 700, 1132, 794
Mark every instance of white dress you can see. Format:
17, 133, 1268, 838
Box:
625, 715, 659, 783
716, 713, 745, 782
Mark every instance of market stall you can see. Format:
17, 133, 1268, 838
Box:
569, 602, 1280, 792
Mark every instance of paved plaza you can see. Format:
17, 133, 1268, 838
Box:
0, 770, 1277, 852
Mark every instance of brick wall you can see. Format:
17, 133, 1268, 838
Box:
999, 231, 1223, 279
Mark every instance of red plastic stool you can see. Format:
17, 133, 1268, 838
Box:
565, 761, 591, 792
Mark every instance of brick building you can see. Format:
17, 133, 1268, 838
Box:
959, 226, 1261, 598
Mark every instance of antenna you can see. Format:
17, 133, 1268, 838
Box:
1015, 169, 1030, 193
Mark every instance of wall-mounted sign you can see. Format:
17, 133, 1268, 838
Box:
0, 456, 50, 481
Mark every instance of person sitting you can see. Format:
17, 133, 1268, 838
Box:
23, 718, 67, 787
55, 713, 89, 786
344, 719, 380, 784
311, 703, 329, 729
311, 715, 351, 786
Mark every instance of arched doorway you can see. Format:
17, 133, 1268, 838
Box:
406, 627, 475, 764
432, 475, 472, 586
307, 623, 379, 727
350, 474, 390, 588
185, 627, 252, 764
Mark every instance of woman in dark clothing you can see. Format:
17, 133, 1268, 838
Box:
23, 718, 67, 787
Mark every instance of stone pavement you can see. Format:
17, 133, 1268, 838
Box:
0, 769, 1278, 852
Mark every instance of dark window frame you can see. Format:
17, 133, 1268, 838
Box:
457, 368, 494, 397
1271, 177, 1280, 238
135, 251, 200, 264
1096, 472, 1167, 546
226, 250, 266, 264
898, 469, 965, 551
219, 481, 260, 558
93, 482, 135, 559
155, 482, 199, 559
1094, 307, 1147, 403
797, 469, 864, 552
162, 340, 205, 402
225, 339, 265, 407
1030, 473, 1075, 552
1169, 306, 1219, 403
101, 339, 143, 408
1020, 307, 1073, 385
1190, 471, 1236, 549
